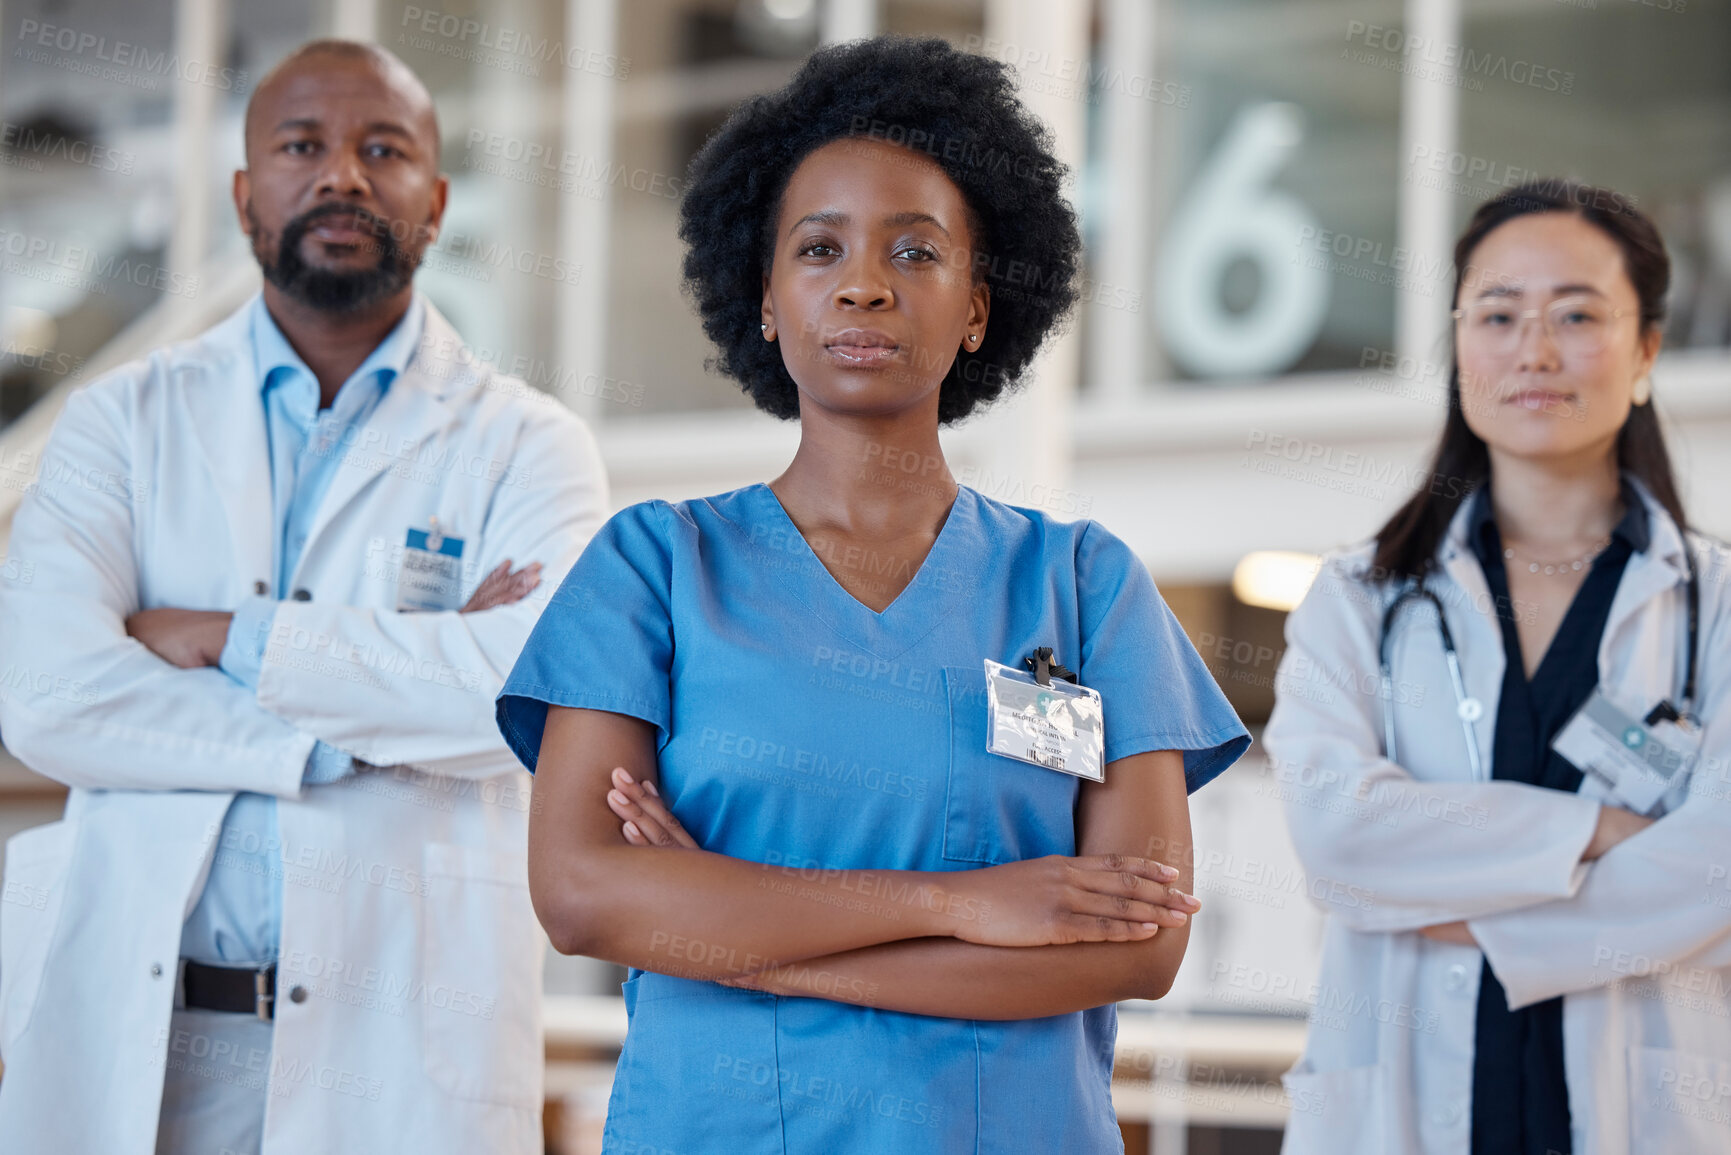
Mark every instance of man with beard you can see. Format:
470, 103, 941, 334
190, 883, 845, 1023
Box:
0, 41, 606, 1155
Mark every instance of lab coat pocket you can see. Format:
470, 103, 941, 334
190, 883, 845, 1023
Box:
0, 819, 74, 1054
1278, 1062, 1390, 1155
942, 666, 1079, 865
1626, 1045, 1731, 1151
419, 842, 543, 1109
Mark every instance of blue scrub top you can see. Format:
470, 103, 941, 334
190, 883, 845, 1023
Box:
498, 484, 1248, 1155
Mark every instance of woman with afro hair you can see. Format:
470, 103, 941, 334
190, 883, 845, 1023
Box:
499, 36, 1247, 1154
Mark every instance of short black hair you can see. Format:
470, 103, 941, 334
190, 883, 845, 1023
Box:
678, 36, 1082, 423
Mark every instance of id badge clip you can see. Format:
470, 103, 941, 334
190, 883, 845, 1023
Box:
1552, 687, 1699, 815
984, 653, 1105, 782
396, 516, 466, 612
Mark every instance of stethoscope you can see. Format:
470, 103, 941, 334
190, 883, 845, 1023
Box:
1377, 549, 1700, 777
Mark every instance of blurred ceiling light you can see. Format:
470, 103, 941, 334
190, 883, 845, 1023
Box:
763, 0, 815, 20
2, 307, 57, 354
1232, 550, 1321, 612
131, 188, 174, 252
735, 0, 819, 55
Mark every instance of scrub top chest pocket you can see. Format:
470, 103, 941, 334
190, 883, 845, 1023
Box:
942, 665, 1081, 866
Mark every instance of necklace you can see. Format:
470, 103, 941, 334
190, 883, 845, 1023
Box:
1503, 536, 1610, 576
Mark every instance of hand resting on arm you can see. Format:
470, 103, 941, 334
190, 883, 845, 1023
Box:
529, 706, 1198, 1006
568, 710, 1204, 1018
122, 559, 544, 669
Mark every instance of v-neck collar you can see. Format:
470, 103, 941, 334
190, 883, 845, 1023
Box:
1466, 483, 1643, 686
1516, 542, 1632, 689
744, 482, 974, 660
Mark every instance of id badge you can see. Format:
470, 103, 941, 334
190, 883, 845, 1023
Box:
1552, 688, 1698, 815
396, 518, 466, 612
983, 659, 1106, 782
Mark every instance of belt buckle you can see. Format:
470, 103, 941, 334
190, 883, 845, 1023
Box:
254, 965, 276, 1022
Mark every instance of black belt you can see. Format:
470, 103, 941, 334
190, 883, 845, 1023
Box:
180, 960, 275, 1021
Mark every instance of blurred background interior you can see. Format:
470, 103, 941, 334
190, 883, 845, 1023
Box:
2, 0, 1729, 1151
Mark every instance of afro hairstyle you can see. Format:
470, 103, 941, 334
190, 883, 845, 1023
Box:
677, 36, 1082, 424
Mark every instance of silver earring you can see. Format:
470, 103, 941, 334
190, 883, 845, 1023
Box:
968, 334, 978, 343
1632, 375, 1652, 405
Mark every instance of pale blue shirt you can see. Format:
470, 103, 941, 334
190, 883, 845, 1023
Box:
178, 293, 425, 967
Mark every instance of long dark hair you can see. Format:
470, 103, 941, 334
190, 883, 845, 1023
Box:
1371, 180, 1687, 580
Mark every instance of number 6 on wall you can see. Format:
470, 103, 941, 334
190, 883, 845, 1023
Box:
1154, 102, 1331, 380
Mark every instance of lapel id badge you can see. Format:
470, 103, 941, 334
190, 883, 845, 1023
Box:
983, 653, 1106, 781
397, 516, 466, 612
1552, 687, 1700, 815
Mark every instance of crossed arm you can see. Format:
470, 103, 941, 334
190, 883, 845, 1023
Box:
1269, 559, 1704, 976
118, 560, 542, 787
124, 559, 544, 668
1418, 806, 1655, 946
0, 384, 603, 790
530, 706, 1202, 1020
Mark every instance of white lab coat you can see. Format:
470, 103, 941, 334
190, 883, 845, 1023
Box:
0, 297, 608, 1155
1263, 483, 1731, 1155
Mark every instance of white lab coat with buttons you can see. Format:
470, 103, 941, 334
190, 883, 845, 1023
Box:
1264, 483, 1731, 1155
0, 297, 607, 1155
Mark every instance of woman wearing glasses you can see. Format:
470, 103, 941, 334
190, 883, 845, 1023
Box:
497, 37, 1247, 1154
1266, 182, 1731, 1155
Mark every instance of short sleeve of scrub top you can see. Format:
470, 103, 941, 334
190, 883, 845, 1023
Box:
497, 499, 676, 761
497, 485, 1248, 1155
1072, 519, 1249, 787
